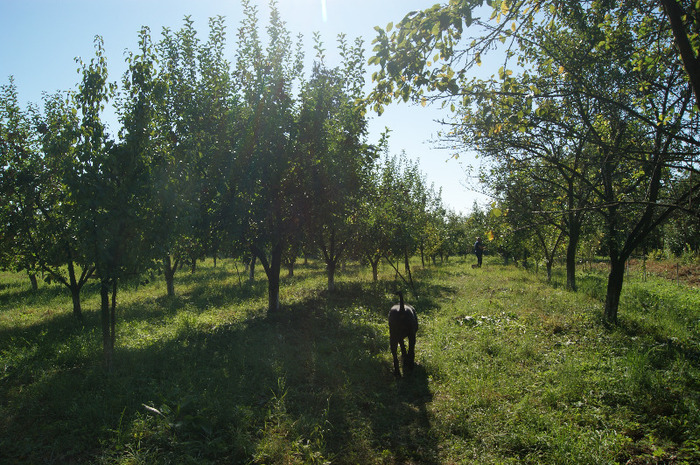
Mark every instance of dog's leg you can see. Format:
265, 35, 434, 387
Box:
399, 339, 408, 373
391, 338, 401, 377
406, 332, 416, 371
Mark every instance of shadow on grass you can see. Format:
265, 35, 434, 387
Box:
0, 281, 91, 310
577, 272, 608, 302
1, 282, 439, 464
323, 278, 456, 318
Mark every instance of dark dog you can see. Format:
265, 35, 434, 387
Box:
388, 291, 418, 377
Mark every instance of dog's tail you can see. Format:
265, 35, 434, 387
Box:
398, 290, 405, 312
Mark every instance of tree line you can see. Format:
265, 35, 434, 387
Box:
369, 0, 700, 324
4, 0, 700, 369
0, 1, 456, 370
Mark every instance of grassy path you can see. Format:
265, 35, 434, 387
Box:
1, 258, 699, 463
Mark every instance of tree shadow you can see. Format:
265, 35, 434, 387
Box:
1, 283, 439, 464
0, 281, 85, 310
324, 278, 456, 319
176, 278, 269, 312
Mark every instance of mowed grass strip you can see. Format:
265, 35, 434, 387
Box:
1, 258, 699, 464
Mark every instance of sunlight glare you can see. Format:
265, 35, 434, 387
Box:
322, 0, 327, 22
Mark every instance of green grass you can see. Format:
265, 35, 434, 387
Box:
1, 258, 700, 464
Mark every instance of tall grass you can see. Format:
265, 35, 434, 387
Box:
1, 258, 699, 464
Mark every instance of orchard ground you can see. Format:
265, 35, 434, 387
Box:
1, 256, 700, 464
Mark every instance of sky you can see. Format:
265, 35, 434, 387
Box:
0, 0, 494, 214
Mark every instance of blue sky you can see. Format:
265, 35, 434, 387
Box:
1, 0, 492, 213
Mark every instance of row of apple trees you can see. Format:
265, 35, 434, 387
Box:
0, 2, 452, 369
369, 0, 700, 324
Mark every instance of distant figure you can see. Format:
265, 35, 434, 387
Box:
474, 237, 484, 267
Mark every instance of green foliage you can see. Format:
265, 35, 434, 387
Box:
1, 69, 97, 319
368, 0, 487, 114
2, 259, 700, 463
296, 32, 372, 292
369, 0, 700, 323
0, 78, 43, 275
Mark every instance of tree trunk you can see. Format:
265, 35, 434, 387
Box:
248, 254, 256, 283
319, 228, 341, 293
327, 260, 336, 292
70, 287, 83, 321
267, 244, 282, 313
566, 216, 582, 292
163, 255, 177, 297
67, 259, 83, 320
604, 257, 626, 325
404, 250, 414, 288
660, 0, 700, 110
28, 272, 38, 291
565, 238, 578, 292
252, 244, 282, 313
111, 280, 117, 351
100, 279, 114, 371
370, 256, 380, 282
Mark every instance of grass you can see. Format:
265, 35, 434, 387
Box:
1, 257, 700, 464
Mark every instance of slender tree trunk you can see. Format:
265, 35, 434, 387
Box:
67, 259, 83, 320
604, 257, 626, 325
660, 0, 700, 110
28, 271, 38, 291
327, 260, 336, 292
164, 255, 177, 297
404, 250, 414, 288
284, 250, 297, 278
100, 279, 113, 371
251, 244, 282, 313
248, 254, 256, 283
566, 230, 580, 292
111, 280, 117, 352
268, 275, 280, 312
320, 229, 341, 293
564, 199, 583, 291
267, 244, 282, 313
369, 256, 380, 282
70, 287, 83, 321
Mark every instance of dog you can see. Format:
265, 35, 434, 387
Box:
388, 291, 418, 377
